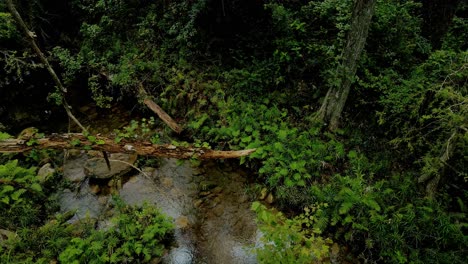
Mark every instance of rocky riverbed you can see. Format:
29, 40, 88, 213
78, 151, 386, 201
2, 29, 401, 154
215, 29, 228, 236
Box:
58, 150, 261, 264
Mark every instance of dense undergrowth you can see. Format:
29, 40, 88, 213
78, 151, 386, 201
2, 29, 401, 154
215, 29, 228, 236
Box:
1, 0, 467, 263
0, 145, 174, 263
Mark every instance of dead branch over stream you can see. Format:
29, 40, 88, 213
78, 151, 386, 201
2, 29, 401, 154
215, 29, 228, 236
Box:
0, 134, 256, 160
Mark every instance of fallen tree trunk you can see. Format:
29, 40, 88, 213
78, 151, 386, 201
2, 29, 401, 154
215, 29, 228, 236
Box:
138, 83, 183, 134
0, 134, 255, 159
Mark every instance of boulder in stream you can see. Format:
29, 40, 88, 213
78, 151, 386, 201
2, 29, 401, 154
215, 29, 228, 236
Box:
84, 153, 137, 179
37, 163, 55, 183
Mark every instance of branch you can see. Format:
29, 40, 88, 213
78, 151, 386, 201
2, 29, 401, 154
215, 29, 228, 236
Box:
138, 83, 183, 134
6, 0, 86, 132
7, 0, 111, 170
0, 134, 256, 160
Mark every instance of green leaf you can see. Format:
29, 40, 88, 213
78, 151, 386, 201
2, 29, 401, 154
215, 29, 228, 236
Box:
274, 142, 284, 151
2, 185, 15, 193
365, 199, 381, 211
241, 136, 252, 143
11, 189, 26, 201
251, 201, 261, 211
285, 178, 294, 187
0, 132, 12, 140
278, 130, 288, 140
30, 183, 42, 192
70, 139, 81, 146
339, 201, 354, 215
293, 173, 301, 181
1, 196, 9, 204
232, 130, 240, 137
347, 150, 358, 159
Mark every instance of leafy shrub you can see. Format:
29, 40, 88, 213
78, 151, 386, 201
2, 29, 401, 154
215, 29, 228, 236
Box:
189, 98, 346, 196
252, 202, 332, 263
59, 198, 174, 264
1, 195, 174, 263
306, 156, 467, 264
0, 160, 43, 229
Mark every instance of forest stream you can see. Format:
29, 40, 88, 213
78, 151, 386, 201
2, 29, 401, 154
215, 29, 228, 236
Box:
55, 105, 261, 264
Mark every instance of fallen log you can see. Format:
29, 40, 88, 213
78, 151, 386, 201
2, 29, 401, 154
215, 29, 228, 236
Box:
138, 83, 183, 134
0, 134, 255, 160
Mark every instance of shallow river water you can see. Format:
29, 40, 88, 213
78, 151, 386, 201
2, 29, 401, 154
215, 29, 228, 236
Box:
59, 152, 261, 264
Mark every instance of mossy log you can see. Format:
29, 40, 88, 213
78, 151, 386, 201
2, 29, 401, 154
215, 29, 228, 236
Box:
0, 134, 256, 159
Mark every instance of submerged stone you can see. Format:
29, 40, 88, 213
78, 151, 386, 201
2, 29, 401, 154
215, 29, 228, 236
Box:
84, 153, 137, 179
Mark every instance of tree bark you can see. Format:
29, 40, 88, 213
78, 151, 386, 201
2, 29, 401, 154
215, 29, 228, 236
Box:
0, 134, 256, 160
138, 83, 183, 134
318, 0, 376, 130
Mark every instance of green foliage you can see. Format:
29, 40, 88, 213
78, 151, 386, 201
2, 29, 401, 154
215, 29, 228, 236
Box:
367, 0, 429, 70
59, 198, 173, 264
1, 194, 173, 264
0, 131, 12, 140
0, 160, 42, 229
2, 0, 467, 263
376, 50, 467, 194
306, 162, 467, 264
191, 99, 345, 194
252, 202, 332, 263
442, 3, 468, 51
0, 12, 18, 40
113, 117, 160, 143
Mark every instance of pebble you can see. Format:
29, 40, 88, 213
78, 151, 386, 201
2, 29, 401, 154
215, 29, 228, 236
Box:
89, 184, 100, 194
194, 199, 204, 208
265, 193, 274, 204
212, 186, 223, 194
176, 216, 190, 229
213, 206, 224, 217
161, 177, 173, 188
199, 191, 211, 197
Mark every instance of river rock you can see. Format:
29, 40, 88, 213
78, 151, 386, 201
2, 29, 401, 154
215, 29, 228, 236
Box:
59, 189, 103, 222
212, 186, 223, 194
265, 193, 274, 204
66, 149, 82, 158
176, 216, 190, 229
259, 187, 268, 200
199, 191, 211, 197
37, 163, 55, 183
213, 205, 224, 217
199, 181, 217, 191
63, 154, 88, 182
192, 167, 205, 176
84, 153, 137, 179
89, 184, 100, 194
194, 199, 204, 208
161, 177, 173, 188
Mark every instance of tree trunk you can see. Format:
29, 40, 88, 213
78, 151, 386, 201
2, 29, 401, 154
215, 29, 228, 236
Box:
0, 134, 256, 160
318, 0, 376, 130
